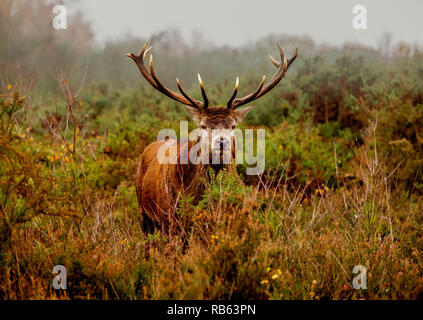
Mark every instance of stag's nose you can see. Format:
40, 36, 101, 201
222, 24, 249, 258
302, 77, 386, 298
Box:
215, 137, 230, 150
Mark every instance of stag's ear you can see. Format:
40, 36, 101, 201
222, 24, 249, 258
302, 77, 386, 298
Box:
234, 105, 255, 123
185, 105, 201, 123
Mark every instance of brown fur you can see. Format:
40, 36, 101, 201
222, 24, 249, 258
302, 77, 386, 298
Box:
135, 107, 253, 235
135, 135, 232, 236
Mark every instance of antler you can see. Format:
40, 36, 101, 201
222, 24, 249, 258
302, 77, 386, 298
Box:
126, 43, 209, 109
227, 44, 298, 109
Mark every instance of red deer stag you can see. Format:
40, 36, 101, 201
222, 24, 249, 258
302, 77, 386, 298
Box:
126, 43, 297, 235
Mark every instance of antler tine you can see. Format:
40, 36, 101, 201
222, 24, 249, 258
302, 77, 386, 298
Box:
269, 47, 297, 70
144, 45, 152, 58
266, 44, 287, 83
126, 43, 159, 90
267, 44, 285, 69
226, 77, 239, 108
197, 74, 209, 109
176, 78, 201, 107
287, 48, 298, 69
269, 45, 297, 75
126, 42, 203, 109
227, 76, 265, 109
268, 54, 280, 68
149, 54, 203, 108
230, 44, 297, 109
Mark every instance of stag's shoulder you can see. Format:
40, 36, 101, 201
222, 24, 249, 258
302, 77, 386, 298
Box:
141, 139, 176, 164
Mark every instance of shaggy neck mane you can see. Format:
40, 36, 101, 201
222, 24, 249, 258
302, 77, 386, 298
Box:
169, 139, 232, 201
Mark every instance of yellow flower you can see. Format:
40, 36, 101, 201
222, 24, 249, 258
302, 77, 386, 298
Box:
309, 291, 315, 298
271, 274, 279, 280
277, 269, 282, 275
260, 280, 269, 285
7, 84, 12, 91
211, 234, 219, 244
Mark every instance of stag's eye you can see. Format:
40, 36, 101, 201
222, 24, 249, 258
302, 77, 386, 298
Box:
201, 125, 207, 130
232, 125, 236, 129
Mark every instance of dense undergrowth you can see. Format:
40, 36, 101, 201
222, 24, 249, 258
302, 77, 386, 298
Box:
1, 44, 423, 300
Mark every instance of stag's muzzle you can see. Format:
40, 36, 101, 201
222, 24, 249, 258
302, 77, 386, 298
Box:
215, 136, 231, 151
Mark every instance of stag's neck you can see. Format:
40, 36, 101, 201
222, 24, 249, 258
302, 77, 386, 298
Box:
169, 139, 232, 197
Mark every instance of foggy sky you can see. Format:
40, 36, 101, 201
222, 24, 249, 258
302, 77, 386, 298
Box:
68, 0, 423, 48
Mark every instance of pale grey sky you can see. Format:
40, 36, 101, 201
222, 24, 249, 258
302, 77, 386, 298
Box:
68, 0, 423, 48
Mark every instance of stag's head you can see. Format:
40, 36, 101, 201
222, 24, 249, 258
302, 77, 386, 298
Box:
126, 43, 297, 163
